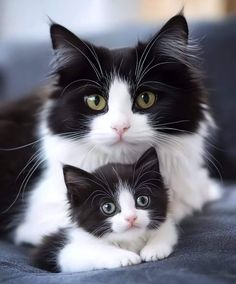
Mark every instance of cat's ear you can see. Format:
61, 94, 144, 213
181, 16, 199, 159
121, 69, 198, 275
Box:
156, 14, 188, 45
134, 147, 160, 174
141, 14, 189, 63
50, 24, 80, 50
50, 24, 94, 72
63, 165, 94, 205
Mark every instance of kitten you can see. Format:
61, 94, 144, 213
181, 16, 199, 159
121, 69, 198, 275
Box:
0, 14, 219, 252
32, 148, 177, 272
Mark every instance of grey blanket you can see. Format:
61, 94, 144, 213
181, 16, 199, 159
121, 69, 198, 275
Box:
0, 185, 236, 284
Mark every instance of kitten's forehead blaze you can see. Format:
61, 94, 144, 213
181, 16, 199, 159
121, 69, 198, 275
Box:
117, 186, 136, 213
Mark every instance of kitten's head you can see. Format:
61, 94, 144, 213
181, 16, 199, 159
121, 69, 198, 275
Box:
47, 14, 205, 158
63, 147, 168, 240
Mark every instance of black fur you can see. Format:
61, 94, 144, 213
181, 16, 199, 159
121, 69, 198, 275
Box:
0, 93, 47, 234
63, 147, 168, 237
31, 228, 68, 272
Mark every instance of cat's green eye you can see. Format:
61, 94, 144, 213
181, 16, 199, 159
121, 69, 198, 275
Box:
86, 94, 106, 111
136, 195, 150, 208
135, 91, 156, 109
101, 202, 116, 216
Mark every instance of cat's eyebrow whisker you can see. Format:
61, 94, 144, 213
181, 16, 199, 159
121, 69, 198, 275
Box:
138, 80, 179, 90
136, 57, 155, 85
135, 28, 167, 80
137, 61, 177, 86
79, 38, 104, 77
60, 78, 102, 98
64, 39, 101, 80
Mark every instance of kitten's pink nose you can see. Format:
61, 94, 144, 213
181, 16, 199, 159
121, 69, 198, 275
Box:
111, 124, 130, 136
125, 215, 137, 225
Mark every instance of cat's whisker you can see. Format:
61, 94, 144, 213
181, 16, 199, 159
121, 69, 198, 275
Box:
0, 138, 44, 151
138, 80, 180, 90
80, 38, 104, 77
135, 28, 166, 79
137, 62, 177, 86
16, 149, 43, 180
60, 78, 101, 97
1, 156, 45, 215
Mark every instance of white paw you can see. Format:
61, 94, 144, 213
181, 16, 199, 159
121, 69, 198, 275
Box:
59, 247, 141, 272
140, 243, 173, 262
104, 250, 141, 268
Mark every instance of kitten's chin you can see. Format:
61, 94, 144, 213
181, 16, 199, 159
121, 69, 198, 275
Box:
104, 227, 147, 243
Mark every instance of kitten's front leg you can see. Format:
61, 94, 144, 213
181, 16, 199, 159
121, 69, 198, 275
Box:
140, 218, 178, 261
58, 228, 141, 272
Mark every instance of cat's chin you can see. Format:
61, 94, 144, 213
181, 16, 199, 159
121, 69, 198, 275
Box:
97, 140, 149, 160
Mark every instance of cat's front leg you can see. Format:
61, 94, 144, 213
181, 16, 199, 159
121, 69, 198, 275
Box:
140, 218, 178, 262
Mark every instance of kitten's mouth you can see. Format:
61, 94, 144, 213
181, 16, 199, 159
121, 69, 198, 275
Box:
127, 224, 140, 230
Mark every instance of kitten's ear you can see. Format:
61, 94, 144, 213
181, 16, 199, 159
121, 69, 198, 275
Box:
63, 165, 94, 205
135, 147, 160, 173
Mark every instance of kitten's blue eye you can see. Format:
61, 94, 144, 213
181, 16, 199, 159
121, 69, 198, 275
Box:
101, 202, 116, 216
136, 195, 150, 207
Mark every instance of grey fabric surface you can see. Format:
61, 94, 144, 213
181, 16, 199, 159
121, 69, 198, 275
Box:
0, 185, 235, 284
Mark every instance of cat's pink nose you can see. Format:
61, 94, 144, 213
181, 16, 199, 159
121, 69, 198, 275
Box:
111, 124, 130, 136
125, 215, 137, 225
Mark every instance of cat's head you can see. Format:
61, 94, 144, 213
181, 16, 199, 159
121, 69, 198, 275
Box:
63, 147, 168, 240
47, 14, 205, 158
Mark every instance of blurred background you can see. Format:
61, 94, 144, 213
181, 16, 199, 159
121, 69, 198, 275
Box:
0, 0, 236, 180
1, 0, 236, 41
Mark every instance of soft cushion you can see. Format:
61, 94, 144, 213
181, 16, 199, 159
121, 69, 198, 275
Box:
1, 185, 235, 284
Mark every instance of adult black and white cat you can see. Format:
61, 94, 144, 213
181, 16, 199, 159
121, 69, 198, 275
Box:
0, 14, 219, 248
33, 147, 177, 272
